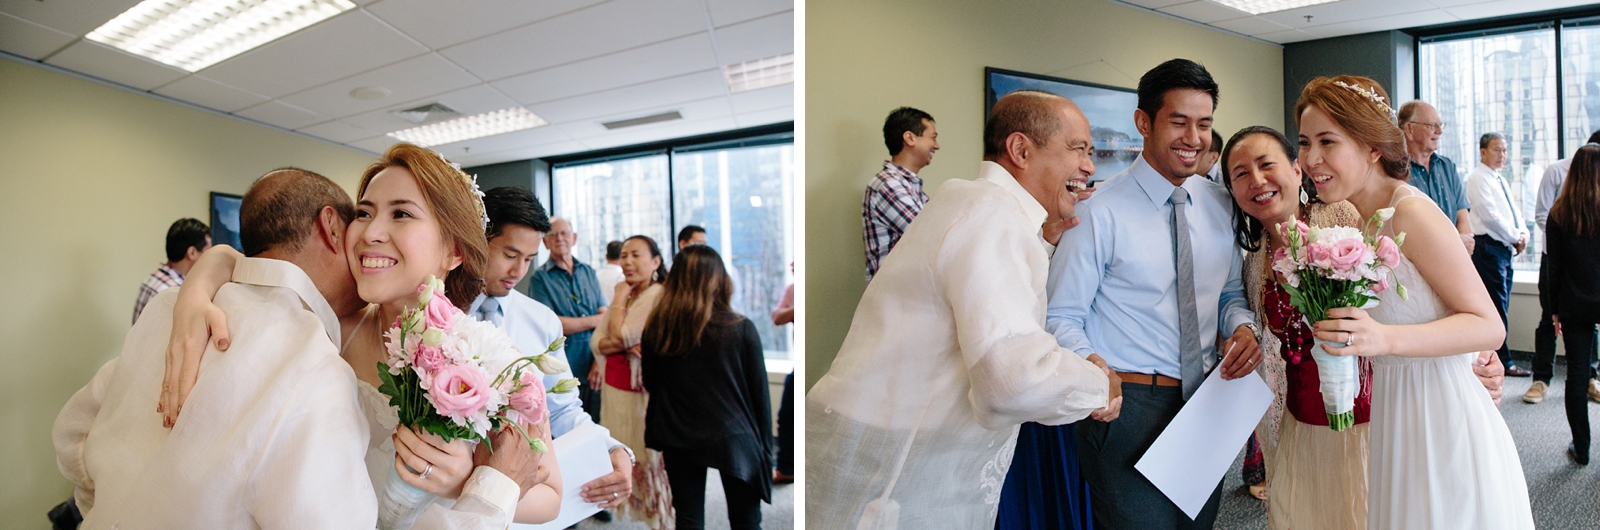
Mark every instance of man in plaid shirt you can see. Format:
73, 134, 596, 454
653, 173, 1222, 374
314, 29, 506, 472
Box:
863, 107, 939, 280
132, 218, 210, 324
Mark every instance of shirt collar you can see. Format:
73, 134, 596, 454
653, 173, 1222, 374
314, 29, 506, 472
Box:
883, 160, 919, 181
979, 161, 1048, 227
1409, 151, 1441, 169
1129, 155, 1194, 208
1476, 162, 1501, 179
230, 257, 340, 347
158, 263, 185, 281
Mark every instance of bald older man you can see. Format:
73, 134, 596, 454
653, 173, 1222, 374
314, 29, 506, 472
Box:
806, 90, 1119, 529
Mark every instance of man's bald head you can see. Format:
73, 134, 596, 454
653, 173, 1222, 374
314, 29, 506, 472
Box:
984, 90, 1078, 160
240, 168, 355, 257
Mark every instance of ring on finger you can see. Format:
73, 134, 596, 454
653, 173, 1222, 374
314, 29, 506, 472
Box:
419, 464, 433, 481
1345, 331, 1356, 347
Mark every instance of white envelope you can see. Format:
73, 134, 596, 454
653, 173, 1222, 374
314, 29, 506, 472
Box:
1134, 368, 1274, 519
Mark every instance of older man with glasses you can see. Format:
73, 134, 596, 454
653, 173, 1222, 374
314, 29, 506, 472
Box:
528, 217, 610, 423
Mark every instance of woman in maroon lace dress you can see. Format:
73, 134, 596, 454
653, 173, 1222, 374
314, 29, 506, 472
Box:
1220, 126, 1371, 529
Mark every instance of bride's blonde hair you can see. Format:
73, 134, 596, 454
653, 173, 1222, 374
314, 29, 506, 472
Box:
357, 143, 487, 310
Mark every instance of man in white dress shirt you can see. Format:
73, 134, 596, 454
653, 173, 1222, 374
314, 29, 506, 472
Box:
55, 169, 543, 529
467, 186, 637, 521
806, 90, 1118, 529
1466, 132, 1529, 385
1047, 59, 1261, 529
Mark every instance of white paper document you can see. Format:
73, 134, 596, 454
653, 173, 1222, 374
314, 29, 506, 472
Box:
515, 421, 615, 530
1133, 368, 1274, 519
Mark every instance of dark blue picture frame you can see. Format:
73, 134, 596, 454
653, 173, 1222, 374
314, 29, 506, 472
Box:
209, 192, 242, 251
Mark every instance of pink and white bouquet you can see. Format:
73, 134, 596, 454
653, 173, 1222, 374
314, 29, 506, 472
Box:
376, 275, 579, 454
1271, 208, 1406, 431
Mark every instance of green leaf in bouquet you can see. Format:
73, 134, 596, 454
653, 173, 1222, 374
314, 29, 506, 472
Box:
376, 362, 405, 409
416, 414, 477, 444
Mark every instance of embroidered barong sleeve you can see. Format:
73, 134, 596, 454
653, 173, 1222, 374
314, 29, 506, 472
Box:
939, 197, 1109, 430
52, 357, 118, 513
247, 353, 377, 529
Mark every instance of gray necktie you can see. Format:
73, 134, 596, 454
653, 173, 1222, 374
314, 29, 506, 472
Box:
1171, 187, 1204, 400
478, 296, 504, 327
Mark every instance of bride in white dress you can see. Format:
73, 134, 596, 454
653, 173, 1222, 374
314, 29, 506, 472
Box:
1293, 75, 1534, 529
167, 144, 563, 528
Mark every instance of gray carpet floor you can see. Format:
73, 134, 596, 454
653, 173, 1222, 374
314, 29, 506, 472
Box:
1215, 353, 1600, 529
572, 470, 794, 530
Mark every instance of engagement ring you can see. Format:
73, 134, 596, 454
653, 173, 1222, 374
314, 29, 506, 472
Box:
420, 464, 433, 480
1345, 332, 1356, 347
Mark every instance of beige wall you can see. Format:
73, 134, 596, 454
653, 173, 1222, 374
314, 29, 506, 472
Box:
805, 0, 1285, 388
0, 59, 375, 526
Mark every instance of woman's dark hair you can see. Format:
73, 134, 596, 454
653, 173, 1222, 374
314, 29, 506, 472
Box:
624, 235, 666, 283
1136, 58, 1219, 121
1552, 144, 1600, 237
1219, 126, 1317, 252
643, 244, 739, 356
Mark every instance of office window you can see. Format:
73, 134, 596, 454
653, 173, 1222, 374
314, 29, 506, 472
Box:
672, 143, 796, 359
551, 154, 673, 269
1420, 26, 1558, 270
1564, 21, 1600, 160
549, 129, 795, 361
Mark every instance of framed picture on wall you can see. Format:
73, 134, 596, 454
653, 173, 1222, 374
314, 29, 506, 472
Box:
209, 192, 243, 251
985, 67, 1144, 181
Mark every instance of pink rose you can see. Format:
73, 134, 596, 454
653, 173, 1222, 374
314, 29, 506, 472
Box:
1306, 242, 1333, 268
1373, 276, 1390, 295
1328, 238, 1366, 272
429, 364, 492, 418
506, 371, 547, 426
413, 344, 447, 373
1374, 235, 1401, 267
1295, 220, 1310, 239
422, 287, 457, 332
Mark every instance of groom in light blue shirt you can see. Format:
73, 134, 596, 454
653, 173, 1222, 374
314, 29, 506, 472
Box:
468, 187, 636, 519
1046, 59, 1261, 529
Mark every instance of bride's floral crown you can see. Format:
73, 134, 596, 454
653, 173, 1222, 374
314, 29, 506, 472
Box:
431, 149, 489, 230
1332, 80, 1397, 122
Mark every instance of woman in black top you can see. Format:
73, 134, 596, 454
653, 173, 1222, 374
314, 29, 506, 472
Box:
640, 244, 772, 529
1542, 143, 1600, 465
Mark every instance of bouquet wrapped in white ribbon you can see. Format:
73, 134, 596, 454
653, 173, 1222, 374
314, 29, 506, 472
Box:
1270, 208, 1406, 431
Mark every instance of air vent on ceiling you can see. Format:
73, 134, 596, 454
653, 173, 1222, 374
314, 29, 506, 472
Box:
393, 103, 460, 124
602, 111, 683, 130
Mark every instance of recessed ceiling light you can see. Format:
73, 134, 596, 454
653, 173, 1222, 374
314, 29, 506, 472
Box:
1211, 0, 1341, 15
723, 53, 794, 94
386, 107, 548, 147
349, 86, 391, 101
86, 0, 356, 73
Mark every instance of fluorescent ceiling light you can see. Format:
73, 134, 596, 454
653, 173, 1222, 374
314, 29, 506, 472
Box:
723, 53, 794, 94
1211, 0, 1341, 15
87, 0, 356, 72
386, 107, 548, 147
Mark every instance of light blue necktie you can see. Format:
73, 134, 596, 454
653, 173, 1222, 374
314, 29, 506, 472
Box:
478, 296, 504, 327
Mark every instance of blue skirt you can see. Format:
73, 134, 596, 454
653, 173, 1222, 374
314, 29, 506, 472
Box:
995, 422, 1093, 530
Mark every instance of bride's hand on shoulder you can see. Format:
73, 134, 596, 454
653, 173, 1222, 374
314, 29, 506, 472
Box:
160, 245, 242, 428
394, 425, 475, 499
1312, 306, 1389, 357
